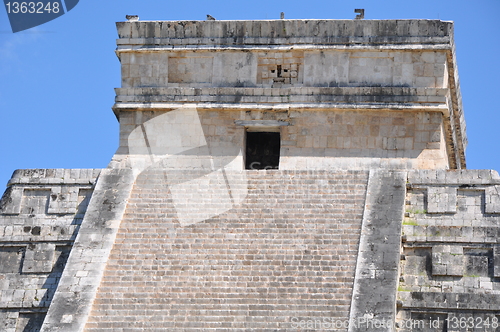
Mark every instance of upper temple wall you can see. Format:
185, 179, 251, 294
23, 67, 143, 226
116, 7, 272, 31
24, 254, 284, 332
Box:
113, 19, 466, 170
118, 50, 448, 89
115, 19, 453, 46
115, 20, 453, 90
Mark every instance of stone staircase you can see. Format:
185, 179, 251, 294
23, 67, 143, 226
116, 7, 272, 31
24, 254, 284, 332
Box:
84, 170, 369, 331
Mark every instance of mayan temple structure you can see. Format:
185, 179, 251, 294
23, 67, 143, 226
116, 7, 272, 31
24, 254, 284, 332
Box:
1, 17, 499, 332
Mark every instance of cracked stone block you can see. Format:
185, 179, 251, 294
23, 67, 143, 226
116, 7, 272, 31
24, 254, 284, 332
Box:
427, 187, 457, 213
432, 245, 463, 276
485, 186, 500, 214
22, 243, 56, 273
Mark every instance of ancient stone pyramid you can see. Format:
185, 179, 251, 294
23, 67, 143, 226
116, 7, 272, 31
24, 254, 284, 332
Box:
1, 18, 499, 332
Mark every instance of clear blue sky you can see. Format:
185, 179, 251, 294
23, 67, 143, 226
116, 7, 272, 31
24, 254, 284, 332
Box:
1, 0, 499, 187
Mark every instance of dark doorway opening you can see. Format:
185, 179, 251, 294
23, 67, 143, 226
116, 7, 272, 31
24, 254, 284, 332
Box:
245, 131, 280, 170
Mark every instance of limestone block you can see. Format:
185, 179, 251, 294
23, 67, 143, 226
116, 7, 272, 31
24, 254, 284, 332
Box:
348, 54, 393, 85
494, 246, 500, 278
303, 51, 348, 87
485, 185, 500, 214
421, 51, 436, 63
0, 187, 23, 215
415, 76, 435, 87
427, 186, 457, 213
213, 52, 257, 86
22, 243, 56, 274
168, 54, 213, 84
432, 245, 463, 276
0, 247, 23, 273
465, 255, 489, 277
47, 187, 79, 214
20, 190, 50, 215
0, 311, 18, 332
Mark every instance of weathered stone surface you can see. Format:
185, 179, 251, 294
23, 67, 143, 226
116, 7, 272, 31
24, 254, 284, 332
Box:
84, 170, 369, 331
485, 185, 500, 214
427, 186, 457, 213
0, 169, 100, 332
0, 17, 495, 332
40, 168, 134, 332
431, 245, 463, 276
22, 243, 56, 274
494, 246, 500, 278
349, 170, 406, 332
398, 170, 500, 329
114, 18, 466, 170
115, 19, 453, 47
